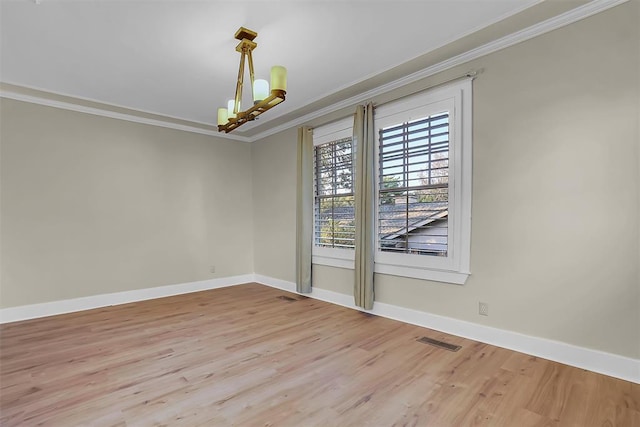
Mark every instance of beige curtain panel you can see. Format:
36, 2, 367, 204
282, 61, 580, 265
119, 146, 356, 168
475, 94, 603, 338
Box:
353, 103, 375, 309
296, 126, 314, 293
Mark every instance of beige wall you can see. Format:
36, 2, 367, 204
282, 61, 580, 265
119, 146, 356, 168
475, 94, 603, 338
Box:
251, 127, 298, 280
251, 2, 640, 359
0, 2, 637, 360
0, 100, 254, 307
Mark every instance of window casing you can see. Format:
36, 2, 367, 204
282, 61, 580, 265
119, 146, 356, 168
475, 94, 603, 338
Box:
312, 117, 356, 269
311, 80, 472, 283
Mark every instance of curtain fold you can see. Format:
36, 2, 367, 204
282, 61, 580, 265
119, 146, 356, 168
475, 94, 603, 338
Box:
353, 103, 375, 309
296, 126, 314, 293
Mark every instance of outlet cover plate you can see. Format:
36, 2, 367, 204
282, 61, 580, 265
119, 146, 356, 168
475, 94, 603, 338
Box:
479, 302, 489, 316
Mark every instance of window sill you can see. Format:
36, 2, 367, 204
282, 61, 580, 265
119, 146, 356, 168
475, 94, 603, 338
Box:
374, 263, 469, 285
312, 255, 470, 285
312, 255, 355, 270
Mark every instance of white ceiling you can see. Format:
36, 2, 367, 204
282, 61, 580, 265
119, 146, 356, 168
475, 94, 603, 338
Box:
1, 0, 544, 134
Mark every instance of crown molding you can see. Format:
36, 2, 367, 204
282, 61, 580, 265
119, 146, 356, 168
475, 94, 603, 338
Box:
0, 90, 252, 143
249, 0, 628, 142
1, 0, 627, 144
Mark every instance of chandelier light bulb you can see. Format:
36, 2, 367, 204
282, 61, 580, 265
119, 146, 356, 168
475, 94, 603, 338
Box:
253, 79, 269, 103
227, 99, 237, 119
270, 66, 287, 91
217, 108, 228, 126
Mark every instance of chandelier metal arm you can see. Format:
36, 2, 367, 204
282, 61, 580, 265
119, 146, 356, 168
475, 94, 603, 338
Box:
234, 49, 245, 115
233, 37, 257, 115
247, 47, 255, 97
218, 89, 286, 133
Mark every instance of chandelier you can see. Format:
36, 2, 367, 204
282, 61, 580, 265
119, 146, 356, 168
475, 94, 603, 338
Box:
217, 27, 287, 133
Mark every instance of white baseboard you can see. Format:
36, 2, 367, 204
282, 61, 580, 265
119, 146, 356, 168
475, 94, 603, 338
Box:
0, 274, 254, 324
253, 274, 640, 384
2, 273, 637, 384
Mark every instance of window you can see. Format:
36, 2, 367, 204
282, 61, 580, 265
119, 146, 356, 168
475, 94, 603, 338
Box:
310, 79, 471, 283
374, 81, 472, 284
314, 138, 355, 249
312, 117, 356, 269
378, 112, 450, 257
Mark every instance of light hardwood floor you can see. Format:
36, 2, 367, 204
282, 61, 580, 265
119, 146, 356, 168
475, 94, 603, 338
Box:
1, 283, 638, 426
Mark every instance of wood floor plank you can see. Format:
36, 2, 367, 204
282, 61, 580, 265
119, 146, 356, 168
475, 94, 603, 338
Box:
1, 283, 638, 426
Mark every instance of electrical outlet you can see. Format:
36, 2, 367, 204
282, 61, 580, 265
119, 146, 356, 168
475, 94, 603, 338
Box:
210, 265, 216, 274
479, 302, 489, 316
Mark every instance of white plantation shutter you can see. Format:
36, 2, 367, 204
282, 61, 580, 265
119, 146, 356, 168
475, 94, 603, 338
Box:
314, 137, 356, 249
373, 80, 472, 284
312, 117, 356, 258
378, 113, 450, 256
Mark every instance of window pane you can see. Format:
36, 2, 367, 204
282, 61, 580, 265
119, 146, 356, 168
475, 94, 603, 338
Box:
378, 113, 449, 256
314, 138, 355, 249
